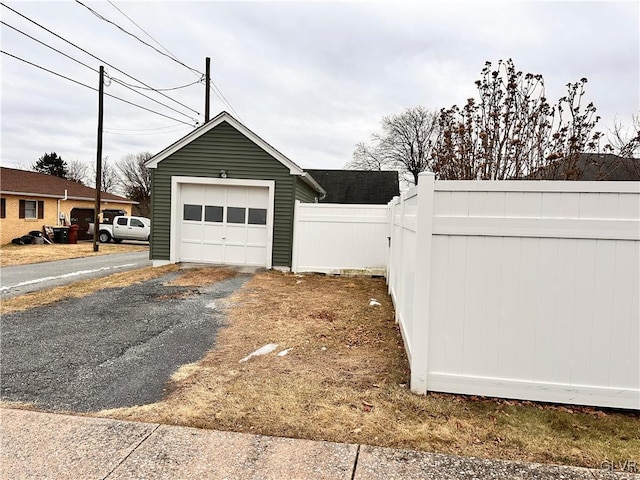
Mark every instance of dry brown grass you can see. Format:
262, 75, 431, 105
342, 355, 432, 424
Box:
0, 243, 148, 267
0, 265, 179, 315
96, 271, 640, 469
0, 243, 149, 267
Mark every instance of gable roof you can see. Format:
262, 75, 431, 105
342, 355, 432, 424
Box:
0, 167, 136, 203
528, 153, 640, 181
305, 169, 400, 204
145, 111, 325, 195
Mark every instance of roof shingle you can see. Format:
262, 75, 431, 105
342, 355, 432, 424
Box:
0, 167, 134, 203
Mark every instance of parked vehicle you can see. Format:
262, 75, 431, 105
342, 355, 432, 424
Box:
88, 216, 151, 243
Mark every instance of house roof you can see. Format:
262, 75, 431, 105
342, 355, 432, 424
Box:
305, 169, 400, 204
145, 111, 325, 195
0, 167, 136, 203
528, 153, 640, 181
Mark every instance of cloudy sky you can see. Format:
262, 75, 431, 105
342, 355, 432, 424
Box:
1, 1, 638, 175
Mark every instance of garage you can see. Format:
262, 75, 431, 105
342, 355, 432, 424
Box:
177, 180, 273, 266
146, 111, 325, 269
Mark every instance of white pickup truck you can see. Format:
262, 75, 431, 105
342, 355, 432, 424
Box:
88, 215, 151, 243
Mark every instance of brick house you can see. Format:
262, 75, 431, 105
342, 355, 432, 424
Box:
0, 167, 136, 244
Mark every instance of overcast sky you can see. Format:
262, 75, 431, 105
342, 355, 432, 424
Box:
1, 1, 638, 175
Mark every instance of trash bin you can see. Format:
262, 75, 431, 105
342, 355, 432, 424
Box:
68, 224, 79, 244
52, 227, 69, 244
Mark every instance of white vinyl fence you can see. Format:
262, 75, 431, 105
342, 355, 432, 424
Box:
291, 201, 388, 275
388, 173, 639, 409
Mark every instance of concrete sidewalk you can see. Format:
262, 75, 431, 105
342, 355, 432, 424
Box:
0, 408, 635, 479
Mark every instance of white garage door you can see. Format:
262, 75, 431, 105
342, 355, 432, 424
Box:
179, 183, 271, 266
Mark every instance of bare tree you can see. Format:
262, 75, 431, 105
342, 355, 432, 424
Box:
347, 142, 386, 171
90, 157, 120, 194
117, 152, 152, 217
346, 106, 439, 185
605, 114, 640, 158
66, 159, 89, 184
432, 59, 603, 180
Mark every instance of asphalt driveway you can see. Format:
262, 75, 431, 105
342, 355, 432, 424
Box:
1, 269, 251, 412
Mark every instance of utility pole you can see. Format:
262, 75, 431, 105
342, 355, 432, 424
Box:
93, 65, 104, 252
205, 56, 210, 122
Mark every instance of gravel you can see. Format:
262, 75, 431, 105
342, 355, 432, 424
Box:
1, 271, 251, 412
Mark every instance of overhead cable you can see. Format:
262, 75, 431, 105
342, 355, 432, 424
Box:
0, 2, 200, 116
74, 0, 201, 76
1, 50, 197, 126
106, 0, 242, 119
1, 20, 195, 120
107, 0, 187, 70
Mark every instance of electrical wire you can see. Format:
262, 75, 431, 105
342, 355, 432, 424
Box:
74, 0, 201, 77
105, 123, 191, 132
104, 0, 243, 119
1, 20, 195, 121
1, 20, 96, 72
107, 0, 188, 72
1, 50, 197, 126
0, 2, 200, 116
209, 83, 242, 121
104, 126, 192, 136
112, 76, 204, 92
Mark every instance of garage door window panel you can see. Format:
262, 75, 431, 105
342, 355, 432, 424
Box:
184, 204, 202, 221
227, 207, 246, 224
205, 206, 223, 222
248, 208, 267, 225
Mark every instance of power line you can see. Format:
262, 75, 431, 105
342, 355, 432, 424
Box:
104, 126, 192, 136
113, 76, 203, 92
209, 83, 242, 121
1, 20, 96, 72
0, 2, 200, 116
104, 0, 243, 119
1, 50, 197, 126
74, 0, 202, 77
107, 0, 190, 73
1, 20, 195, 121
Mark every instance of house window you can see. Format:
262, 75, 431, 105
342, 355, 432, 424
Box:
19, 199, 44, 219
25, 200, 37, 219
0, 198, 5, 219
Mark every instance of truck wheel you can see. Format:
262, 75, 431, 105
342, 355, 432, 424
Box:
99, 231, 112, 243
113, 238, 123, 244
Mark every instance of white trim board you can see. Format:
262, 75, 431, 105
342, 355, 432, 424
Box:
426, 372, 640, 410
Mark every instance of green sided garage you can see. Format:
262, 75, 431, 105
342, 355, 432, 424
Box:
145, 111, 325, 269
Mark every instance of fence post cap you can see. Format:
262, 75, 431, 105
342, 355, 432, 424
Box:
418, 171, 435, 178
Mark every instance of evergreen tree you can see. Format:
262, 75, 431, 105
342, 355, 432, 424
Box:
33, 152, 68, 178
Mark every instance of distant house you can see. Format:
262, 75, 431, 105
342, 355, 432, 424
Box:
528, 153, 640, 181
305, 169, 400, 204
0, 167, 136, 244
